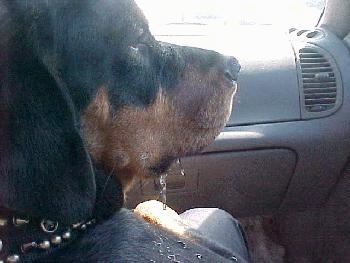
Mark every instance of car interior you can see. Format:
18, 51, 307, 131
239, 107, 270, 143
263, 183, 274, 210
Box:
127, 0, 350, 261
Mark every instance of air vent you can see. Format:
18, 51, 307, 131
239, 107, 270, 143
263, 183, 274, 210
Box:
298, 47, 341, 117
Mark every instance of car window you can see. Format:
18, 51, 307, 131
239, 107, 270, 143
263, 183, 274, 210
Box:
136, 0, 326, 34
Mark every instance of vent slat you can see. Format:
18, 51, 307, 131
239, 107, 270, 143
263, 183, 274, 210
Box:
300, 62, 331, 68
301, 67, 333, 73
303, 82, 336, 88
304, 88, 337, 94
300, 48, 320, 53
305, 98, 336, 105
304, 93, 336, 99
299, 53, 323, 58
300, 58, 328, 63
302, 77, 336, 83
306, 105, 334, 112
299, 47, 337, 113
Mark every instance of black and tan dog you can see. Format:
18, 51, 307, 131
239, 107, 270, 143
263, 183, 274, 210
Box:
0, 0, 241, 262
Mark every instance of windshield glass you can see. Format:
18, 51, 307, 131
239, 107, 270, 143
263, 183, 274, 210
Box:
136, 0, 325, 33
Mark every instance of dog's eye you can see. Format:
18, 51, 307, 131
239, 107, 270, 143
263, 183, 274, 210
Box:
136, 26, 153, 44
129, 28, 152, 61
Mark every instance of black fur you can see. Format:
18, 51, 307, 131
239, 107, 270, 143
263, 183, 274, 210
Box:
0, 0, 243, 262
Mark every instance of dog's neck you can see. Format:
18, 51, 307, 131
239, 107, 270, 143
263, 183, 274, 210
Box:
0, 207, 96, 262
0, 167, 124, 262
93, 165, 125, 220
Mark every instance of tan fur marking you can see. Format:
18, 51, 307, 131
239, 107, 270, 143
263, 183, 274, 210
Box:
104, 89, 172, 191
82, 65, 236, 192
81, 87, 112, 163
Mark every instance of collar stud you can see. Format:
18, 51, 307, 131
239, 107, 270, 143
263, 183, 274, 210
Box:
62, 231, 71, 240
0, 219, 7, 227
38, 240, 50, 250
6, 255, 20, 263
40, 219, 58, 233
51, 235, 62, 245
13, 217, 29, 227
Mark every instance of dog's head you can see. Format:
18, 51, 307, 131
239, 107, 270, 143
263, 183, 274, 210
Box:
0, 0, 240, 224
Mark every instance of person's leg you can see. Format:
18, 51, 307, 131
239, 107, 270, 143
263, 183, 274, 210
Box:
180, 208, 250, 261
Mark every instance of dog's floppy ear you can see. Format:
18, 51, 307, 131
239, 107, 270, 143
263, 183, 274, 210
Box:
0, 53, 96, 224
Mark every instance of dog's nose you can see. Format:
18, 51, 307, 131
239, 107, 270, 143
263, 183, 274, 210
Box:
224, 57, 241, 82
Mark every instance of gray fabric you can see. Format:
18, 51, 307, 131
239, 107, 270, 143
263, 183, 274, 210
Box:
180, 208, 250, 261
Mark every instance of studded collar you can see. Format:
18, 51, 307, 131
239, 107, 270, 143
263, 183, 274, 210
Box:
0, 165, 124, 263
0, 208, 95, 263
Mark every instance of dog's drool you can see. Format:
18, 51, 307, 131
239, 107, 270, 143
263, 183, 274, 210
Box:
159, 158, 185, 210
159, 173, 167, 210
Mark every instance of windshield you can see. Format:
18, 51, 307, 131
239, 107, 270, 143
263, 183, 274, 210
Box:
136, 0, 325, 32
